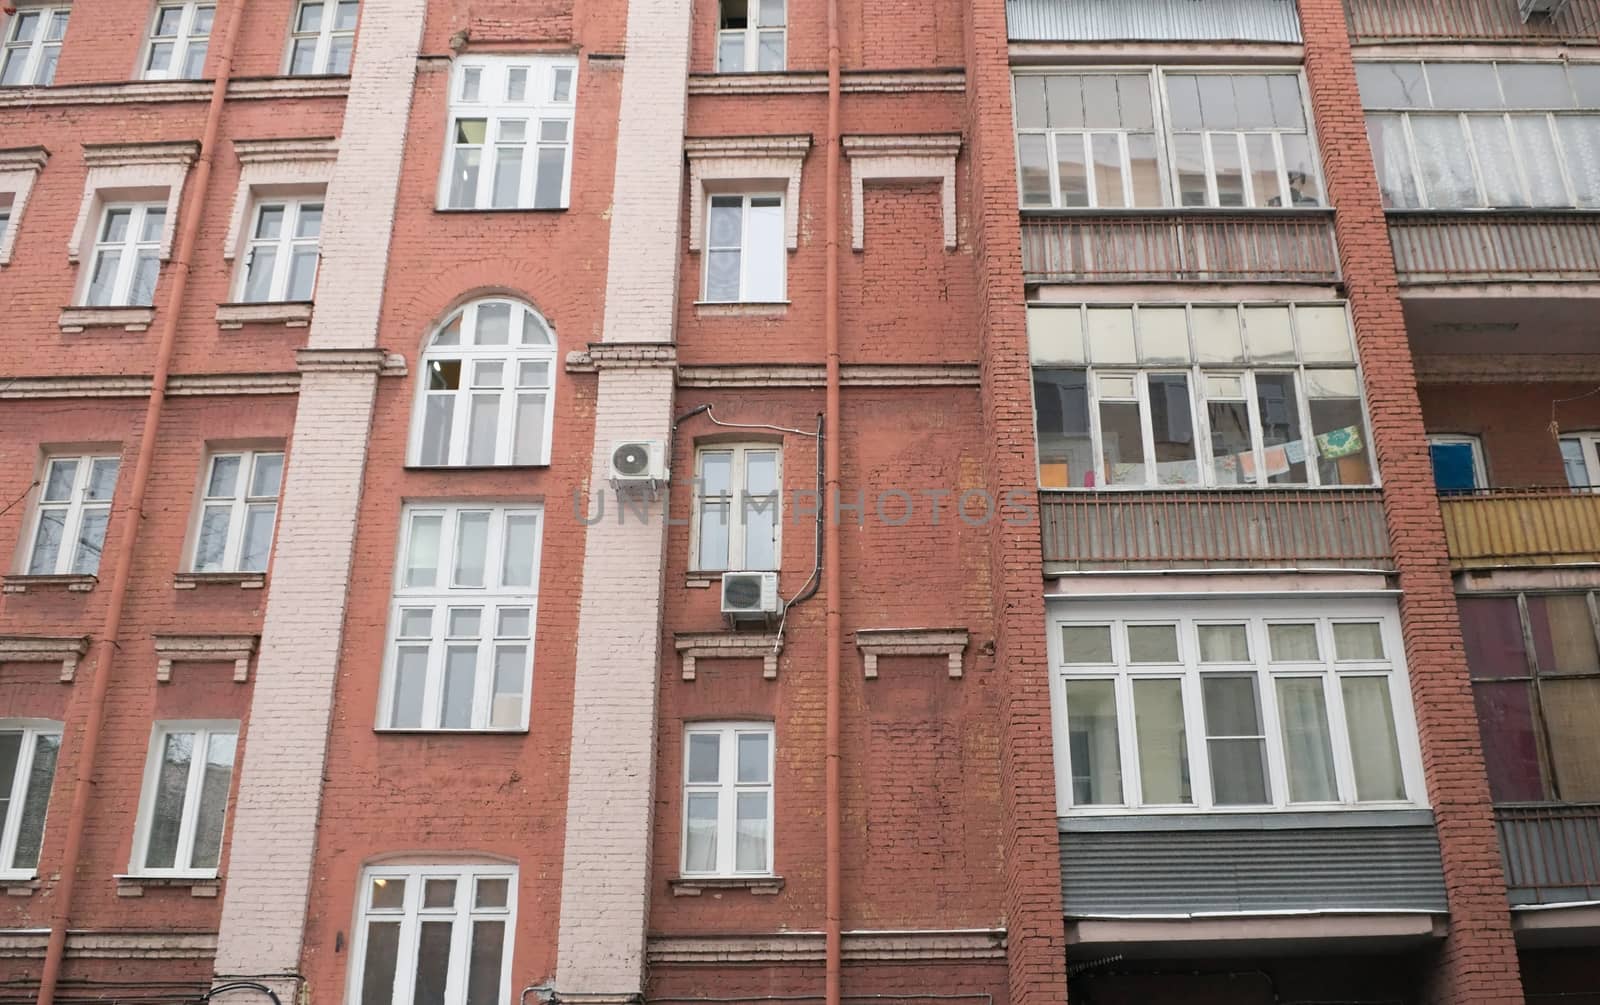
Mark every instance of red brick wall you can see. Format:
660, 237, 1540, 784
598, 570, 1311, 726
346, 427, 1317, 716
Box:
1421, 382, 1600, 488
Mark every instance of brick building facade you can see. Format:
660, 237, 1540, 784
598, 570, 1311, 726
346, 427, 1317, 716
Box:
1, 0, 1598, 1003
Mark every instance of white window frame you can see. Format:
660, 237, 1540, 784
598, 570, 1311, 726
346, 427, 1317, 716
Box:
439, 56, 578, 211
21, 454, 119, 576
80, 202, 164, 307
1047, 597, 1426, 817
700, 192, 786, 303
1561, 432, 1600, 489
0, 720, 62, 880
681, 722, 776, 877
186, 449, 284, 574
1427, 434, 1487, 490
234, 196, 322, 303
380, 503, 543, 732
716, 0, 785, 73
140, 0, 212, 81
129, 720, 238, 878
410, 299, 557, 468
284, 0, 357, 76
346, 863, 517, 1005
0, 5, 69, 88
690, 444, 781, 573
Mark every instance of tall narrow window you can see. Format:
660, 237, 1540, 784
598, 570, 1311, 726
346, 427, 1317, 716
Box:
411, 299, 557, 467
131, 723, 237, 876
682, 723, 775, 876
237, 198, 322, 302
286, 0, 357, 75
190, 450, 284, 574
691, 445, 780, 572
383, 504, 542, 731
0, 5, 68, 87
0, 722, 61, 878
82, 204, 164, 307
351, 864, 516, 1005
1560, 432, 1600, 489
717, 0, 784, 73
703, 194, 784, 302
142, 1, 212, 80
23, 454, 119, 576
441, 57, 577, 210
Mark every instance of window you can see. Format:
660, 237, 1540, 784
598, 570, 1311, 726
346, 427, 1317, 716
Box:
1560, 433, 1600, 489
717, 0, 784, 73
1050, 599, 1420, 813
1028, 303, 1374, 489
142, 1, 212, 80
237, 198, 321, 302
441, 56, 577, 210
682, 723, 774, 876
22, 454, 119, 576
411, 299, 556, 467
0, 201, 10, 243
350, 864, 516, 1005
1359, 61, 1600, 210
286, 0, 356, 75
1463, 593, 1600, 803
190, 450, 283, 573
1, 6, 68, 87
131, 722, 237, 876
692, 445, 780, 572
1014, 70, 1322, 209
82, 203, 164, 307
382, 504, 541, 731
1428, 435, 1486, 493
703, 194, 784, 302
0, 722, 61, 878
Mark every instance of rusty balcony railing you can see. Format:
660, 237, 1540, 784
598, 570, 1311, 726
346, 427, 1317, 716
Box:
1345, 0, 1600, 40
1389, 211, 1600, 283
1039, 488, 1393, 570
1496, 803, 1600, 906
1020, 209, 1340, 284
1438, 485, 1600, 568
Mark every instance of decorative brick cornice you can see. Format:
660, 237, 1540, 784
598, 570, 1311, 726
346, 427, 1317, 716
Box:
0, 146, 48, 170
154, 634, 259, 683
173, 571, 267, 590
0, 80, 211, 108
0, 373, 302, 398
855, 628, 969, 679
71, 144, 198, 263
227, 75, 351, 100
646, 928, 1007, 963
81, 140, 200, 169
674, 631, 782, 680
684, 135, 812, 252
296, 347, 389, 373
0, 635, 91, 683
565, 342, 679, 373
687, 69, 965, 95
678, 363, 980, 388
232, 137, 339, 165
667, 875, 784, 897
843, 134, 962, 251
0, 930, 219, 958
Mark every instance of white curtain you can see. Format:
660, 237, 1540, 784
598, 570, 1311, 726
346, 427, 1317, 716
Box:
1342, 677, 1407, 801
1277, 678, 1338, 802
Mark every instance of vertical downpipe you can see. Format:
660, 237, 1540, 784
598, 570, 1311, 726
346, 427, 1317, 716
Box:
33, 1, 246, 1000
823, 0, 843, 999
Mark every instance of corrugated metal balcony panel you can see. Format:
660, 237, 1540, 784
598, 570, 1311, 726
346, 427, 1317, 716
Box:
1059, 822, 1449, 915
1346, 0, 1600, 41
1389, 212, 1600, 283
1497, 803, 1600, 906
1008, 0, 1303, 42
1439, 488, 1600, 568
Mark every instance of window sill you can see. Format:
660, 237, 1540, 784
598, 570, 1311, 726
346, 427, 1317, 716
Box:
693, 301, 791, 318
372, 727, 531, 735
0, 876, 39, 897
59, 306, 155, 333
114, 874, 221, 898
216, 300, 314, 330
402, 463, 552, 472
1058, 808, 1435, 831
2, 574, 98, 594
433, 206, 569, 215
669, 875, 784, 896
173, 571, 267, 590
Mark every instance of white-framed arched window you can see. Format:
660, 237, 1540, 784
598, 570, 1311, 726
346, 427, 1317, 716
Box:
410, 298, 556, 467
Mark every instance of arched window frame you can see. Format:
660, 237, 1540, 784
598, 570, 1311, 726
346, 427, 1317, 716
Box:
409, 298, 557, 468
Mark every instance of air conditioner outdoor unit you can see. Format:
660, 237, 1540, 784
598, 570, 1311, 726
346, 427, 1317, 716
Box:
721, 571, 781, 622
1519, 0, 1569, 20
608, 440, 667, 488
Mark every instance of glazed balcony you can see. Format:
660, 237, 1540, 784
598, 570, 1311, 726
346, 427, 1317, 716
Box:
1039, 488, 1393, 572
1345, 0, 1600, 41
1497, 803, 1600, 906
1438, 486, 1600, 569
1390, 211, 1600, 287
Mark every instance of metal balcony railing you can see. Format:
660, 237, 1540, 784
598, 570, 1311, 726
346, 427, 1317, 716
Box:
1389, 211, 1600, 283
1496, 803, 1600, 905
1345, 0, 1600, 40
1020, 209, 1341, 284
1438, 485, 1600, 568
1039, 488, 1393, 569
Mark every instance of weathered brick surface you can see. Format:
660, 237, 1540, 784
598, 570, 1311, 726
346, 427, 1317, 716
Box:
1421, 382, 1600, 487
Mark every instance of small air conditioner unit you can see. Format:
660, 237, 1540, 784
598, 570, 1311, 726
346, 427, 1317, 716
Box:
1519, 0, 1569, 20
721, 571, 781, 622
608, 440, 667, 488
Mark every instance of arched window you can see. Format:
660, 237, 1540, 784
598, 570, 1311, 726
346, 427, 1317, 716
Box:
411, 298, 556, 467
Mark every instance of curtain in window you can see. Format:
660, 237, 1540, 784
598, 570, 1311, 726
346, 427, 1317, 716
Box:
1277, 678, 1338, 802
1366, 114, 1419, 208
1341, 677, 1407, 801
1410, 116, 1477, 208
1558, 116, 1600, 208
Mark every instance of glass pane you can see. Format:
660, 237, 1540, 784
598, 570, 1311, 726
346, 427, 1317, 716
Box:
205, 454, 240, 498
1356, 62, 1426, 108
476, 876, 509, 908
1543, 677, 1600, 800
1268, 623, 1319, 662
1255, 372, 1308, 484
552, 67, 573, 102
1017, 134, 1052, 207
735, 791, 769, 871
684, 792, 719, 871
147, 40, 173, 72
497, 608, 530, 637
1244, 306, 1295, 362
1342, 676, 1406, 801
1198, 624, 1250, 663
1082, 75, 1119, 129
398, 609, 433, 638
501, 512, 538, 587
757, 30, 783, 71
1127, 133, 1162, 206
511, 393, 546, 466
1558, 116, 1600, 208
1065, 680, 1122, 805
42, 458, 77, 501
1562, 439, 1591, 487
289, 36, 317, 75
1137, 308, 1189, 364
1367, 114, 1419, 209
129, 252, 160, 305
11, 733, 59, 870
1411, 115, 1479, 208
1468, 115, 1524, 206
250, 454, 284, 498
1054, 134, 1088, 207
705, 249, 741, 301
1167, 75, 1202, 129
413, 921, 454, 1005
696, 500, 730, 569
327, 35, 352, 74
1203, 676, 1268, 805
420, 395, 454, 466
442, 645, 477, 728
1086, 307, 1136, 364
188, 731, 235, 869
405, 514, 442, 588
745, 198, 784, 301
371, 875, 406, 910
1427, 62, 1501, 108
454, 511, 489, 587
1294, 305, 1353, 363
27, 510, 64, 575
687, 733, 720, 783
0, 734, 16, 837
1134, 679, 1190, 805
359, 921, 401, 1005
239, 504, 276, 572
1473, 679, 1545, 801
1277, 678, 1338, 802
70, 509, 108, 575
391, 647, 428, 728
1527, 594, 1600, 675
1090, 133, 1125, 208
1334, 623, 1385, 661
717, 31, 744, 72
1245, 133, 1282, 206
707, 197, 742, 247
449, 145, 482, 207
1015, 75, 1048, 128
466, 921, 506, 1005
423, 877, 456, 908
296, 1, 324, 32
1127, 624, 1178, 664
1043, 75, 1083, 129
1033, 370, 1092, 489
1208, 398, 1254, 486
534, 147, 566, 209
1099, 398, 1145, 487
1280, 134, 1321, 206
1268, 74, 1305, 127
1172, 133, 1208, 206
86, 457, 118, 500
1429, 441, 1481, 492
86, 249, 121, 306
1210, 134, 1246, 206
737, 732, 769, 783
194, 505, 232, 573
144, 732, 194, 869
335, 0, 359, 30
1513, 115, 1570, 206
491, 645, 525, 728
1147, 373, 1198, 485
1061, 625, 1112, 664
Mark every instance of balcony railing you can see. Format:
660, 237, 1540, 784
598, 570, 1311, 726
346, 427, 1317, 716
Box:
1389, 211, 1600, 283
1020, 209, 1340, 284
1345, 0, 1600, 40
1496, 803, 1600, 906
1438, 486, 1600, 568
1039, 489, 1393, 570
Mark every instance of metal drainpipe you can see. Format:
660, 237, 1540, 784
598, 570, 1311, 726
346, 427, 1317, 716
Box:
34, 0, 246, 1000
822, 0, 843, 1000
